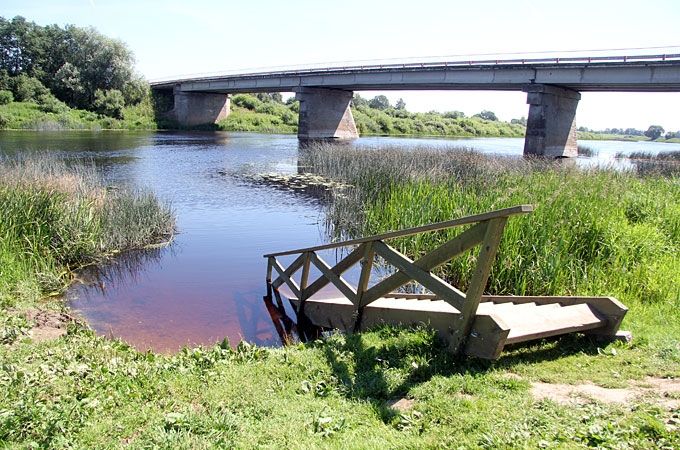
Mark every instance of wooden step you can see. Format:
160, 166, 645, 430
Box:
502, 303, 606, 344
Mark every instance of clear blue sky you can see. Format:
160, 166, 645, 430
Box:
2, 0, 680, 130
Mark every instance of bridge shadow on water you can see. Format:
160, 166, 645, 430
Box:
262, 288, 604, 417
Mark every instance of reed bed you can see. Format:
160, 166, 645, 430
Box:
0, 156, 175, 306
300, 143, 680, 311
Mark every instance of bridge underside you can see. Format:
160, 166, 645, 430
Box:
155, 58, 680, 157
167, 84, 582, 157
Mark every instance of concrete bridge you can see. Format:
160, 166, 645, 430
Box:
150, 53, 680, 157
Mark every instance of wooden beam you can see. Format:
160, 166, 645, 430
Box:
271, 253, 305, 289
355, 242, 375, 308
372, 241, 466, 309
448, 218, 507, 353
264, 205, 532, 257
302, 245, 364, 300
271, 257, 301, 299
266, 257, 274, 283
464, 314, 510, 359
362, 222, 485, 305
310, 253, 358, 304
353, 242, 375, 332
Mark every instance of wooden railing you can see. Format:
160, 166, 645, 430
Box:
265, 205, 533, 353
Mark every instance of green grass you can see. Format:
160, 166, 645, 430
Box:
217, 107, 297, 134
0, 157, 175, 307
1, 144, 679, 448
301, 143, 680, 372
0, 101, 159, 131
1, 324, 677, 448
352, 106, 525, 138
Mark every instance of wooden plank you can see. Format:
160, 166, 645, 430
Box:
355, 242, 375, 308
264, 205, 532, 257
464, 314, 510, 360
271, 253, 305, 289
302, 245, 364, 300
362, 223, 486, 305
480, 295, 627, 336
266, 257, 274, 283
383, 293, 437, 300
449, 218, 508, 354
271, 257, 301, 299
372, 241, 466, 309
310, 253, 358, 304
299, 252, 312, 291
504, 303, 605, 344
359, 299, 460, 343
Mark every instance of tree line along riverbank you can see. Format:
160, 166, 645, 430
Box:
2, 15, 678, 141
3, 89, 680, 143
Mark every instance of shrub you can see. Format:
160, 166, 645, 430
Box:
0, 112, 8, 129
232, 94, 262, 111
93, 89, 125, 118
37, 93, 69, 113
0, 90, 13, 105
11, 75, 49, 102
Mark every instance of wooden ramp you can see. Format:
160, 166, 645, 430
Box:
265, 205, 629, 359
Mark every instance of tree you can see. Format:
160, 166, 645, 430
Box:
368, 95, 390, 110
53, 62, 84, 105
93, 89, 125, 118
443, 111, 465, 119
510, 116, 527, 125
644, 125, 665, 140
0, 16, 143, 110
473, 110, 498, 121
351, 94, 368, 108
395, 98, 406, 110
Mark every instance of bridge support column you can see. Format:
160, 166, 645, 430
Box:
523, 84, 580, 157
171, 86, 230, 128
295, 88, 358, 140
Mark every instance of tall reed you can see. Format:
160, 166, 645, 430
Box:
0, 156, 175, 306
300, 143, 680, 307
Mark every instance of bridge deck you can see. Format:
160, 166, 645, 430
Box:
152, 53, 680, 93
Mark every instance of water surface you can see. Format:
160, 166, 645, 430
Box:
1, 131, 677, 352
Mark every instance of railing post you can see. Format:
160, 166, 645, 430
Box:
266, 257, 274, 283
449, 218, 508, 354
353, 242, 375, 332
296, 251, 314, 336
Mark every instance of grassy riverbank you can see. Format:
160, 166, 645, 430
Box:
1, 150, 678, 448
0, 100, 157, 131
0, 157, 174, 308
2, 93, 679, 145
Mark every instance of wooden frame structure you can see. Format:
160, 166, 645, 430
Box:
265, 205, 628, 359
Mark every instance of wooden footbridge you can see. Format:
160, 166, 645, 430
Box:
265, 205, 628, 359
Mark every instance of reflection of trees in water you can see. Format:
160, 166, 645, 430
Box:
0, 131, 153, 154
71, 245, 173, 297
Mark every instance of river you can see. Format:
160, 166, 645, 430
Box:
1, 131, 677, 352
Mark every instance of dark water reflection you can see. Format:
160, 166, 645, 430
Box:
1, 131, 678, 352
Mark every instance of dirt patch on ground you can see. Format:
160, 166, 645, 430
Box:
23, 308, 74, 343
531, 377, 680, 410
388, 398, 415, 412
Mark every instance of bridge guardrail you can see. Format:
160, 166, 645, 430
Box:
149, 52, 680, 85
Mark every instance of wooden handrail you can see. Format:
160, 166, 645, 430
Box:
263, 205, 533, 257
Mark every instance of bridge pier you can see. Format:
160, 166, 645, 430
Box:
295, 88, 358, 140
523, 84, 581, 157
171, 86, 230, 128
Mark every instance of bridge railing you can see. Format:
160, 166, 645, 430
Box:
150, 51, 680, 85
264, 205, 533, 352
